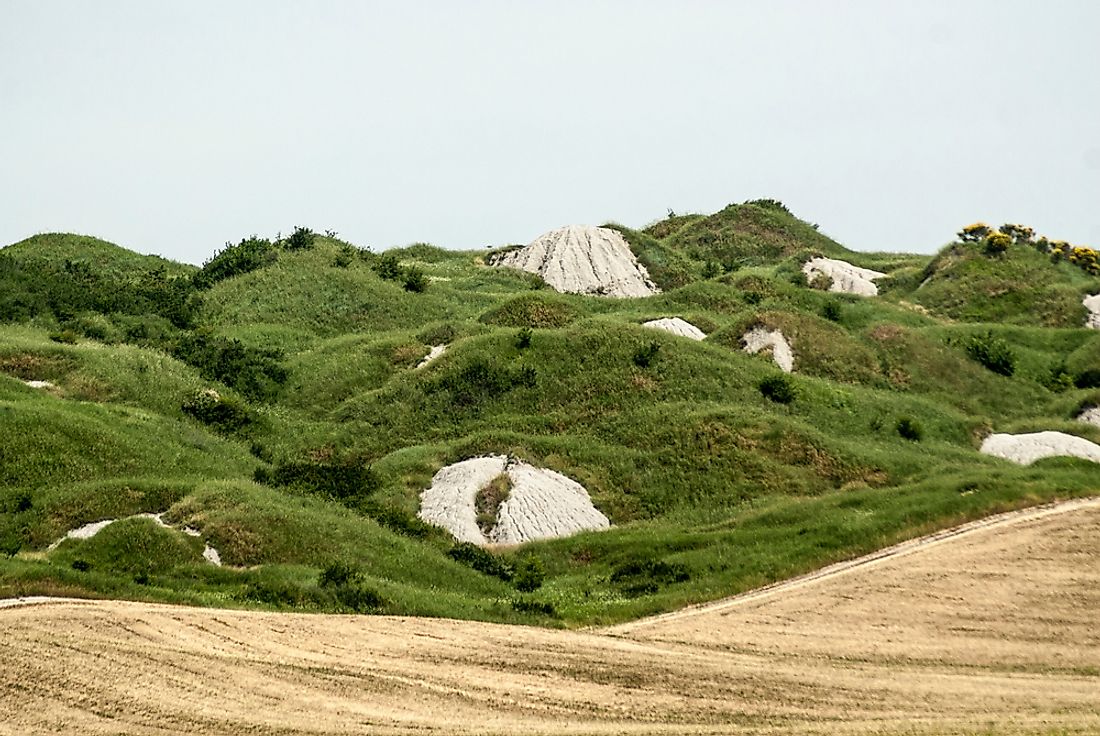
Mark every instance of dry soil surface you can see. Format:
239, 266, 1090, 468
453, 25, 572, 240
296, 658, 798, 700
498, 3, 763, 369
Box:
3, 499, 1099, 735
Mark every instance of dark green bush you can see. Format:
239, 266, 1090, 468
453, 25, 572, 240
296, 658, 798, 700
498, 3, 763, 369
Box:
254, 458, 381, 507
172, 333, 288, 402
895, 417, 923, 441
281, 226, 316, 252
437, 359, 537, 407
403, 266, 429, 293
821, 301, 842, 322
241, 579, 331, 609
701, 260, 720, 279
610, 558, 690, 597
193, 236, 276, 289
513, 557, 545, 593
511, 598, 556, 617
318, 560, 361, 589
374, 254, 403, 282
633, 341, 661, 368
334, 583, 385, 613
182, 389, 253, 434
515, 327, 532, 349
361, 501, 435, 538
48, 329, 78, 344
963, 331, 1016, 376
71, 559, 91, 572
447, 543, 513, 582
758, 374, 795, 404
1075, 368, 1100, 389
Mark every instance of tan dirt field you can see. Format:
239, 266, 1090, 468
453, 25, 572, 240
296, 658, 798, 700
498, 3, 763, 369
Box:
2, 499, 1099, 735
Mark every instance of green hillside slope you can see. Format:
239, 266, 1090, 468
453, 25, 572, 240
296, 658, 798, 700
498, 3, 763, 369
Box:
1, 210, 1098, 626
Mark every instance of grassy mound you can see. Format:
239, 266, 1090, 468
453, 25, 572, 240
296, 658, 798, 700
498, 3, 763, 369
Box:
1, 204, 1098, 625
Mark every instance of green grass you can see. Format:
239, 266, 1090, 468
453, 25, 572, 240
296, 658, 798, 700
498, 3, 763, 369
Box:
2, 202, 1099, 625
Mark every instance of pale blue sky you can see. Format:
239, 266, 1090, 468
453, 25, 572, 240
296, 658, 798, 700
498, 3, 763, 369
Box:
2, 1, 1098, 264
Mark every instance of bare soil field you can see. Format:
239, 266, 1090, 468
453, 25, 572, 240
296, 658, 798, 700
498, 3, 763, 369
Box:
2, 499, 1099, 735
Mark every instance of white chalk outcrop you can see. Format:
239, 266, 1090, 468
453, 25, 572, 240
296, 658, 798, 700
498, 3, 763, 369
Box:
1077, 407, 1100, 428
979, 431, 1100, 465
22, 379, 54, 389
418, 455, 610, 545
642, 317, 706, 341
491, 225, 659, 298
803, 257, 886, 297
416, 344, 447, 369
742, 327, 794, 372
1083, 294, 1100, 329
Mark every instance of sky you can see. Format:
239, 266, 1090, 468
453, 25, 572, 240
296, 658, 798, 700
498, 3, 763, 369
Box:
2, 1, 1099, 265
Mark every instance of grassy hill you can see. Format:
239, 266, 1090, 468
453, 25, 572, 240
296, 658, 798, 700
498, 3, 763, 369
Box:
1, 210, 1098, 626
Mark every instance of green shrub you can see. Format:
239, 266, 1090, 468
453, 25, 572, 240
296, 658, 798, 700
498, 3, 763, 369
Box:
447, 543, 513, 581
193, 236, 276, 289
48, 329, 78, 344
513, 557, 545, 593
70, 559, 91, 572
758, 374, 795, 404
334, 583, 385, 613
610, 558, 690, 597
181, 388, 253, 434
511, 598, 556, 617
361, 501, 435, 538
280, 226, 316, 252
403, 267, 429, 293
963, 331, 1016, 376
241, 578, 331, 609
253, 458, 381, 507
632, 341, 661, 368
374, 254, 403, 282
515, 327, 532, 349
1075, 368, 1100, 389
436, 359, 537, 407
701, 260, 720, 279
895, 417, 923, 441
172, 333, 288, 402
318, 560, 361, 589
1043, 362, 1075, 393
821, 301, 842, 322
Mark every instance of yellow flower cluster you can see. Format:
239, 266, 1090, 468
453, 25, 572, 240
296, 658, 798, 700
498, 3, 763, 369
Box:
956, 221, 1099, 276
1068, 246, 1100, 275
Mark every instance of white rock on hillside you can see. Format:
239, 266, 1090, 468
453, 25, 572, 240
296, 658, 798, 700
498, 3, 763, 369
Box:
492, 225, 659, 298
418, 455, 610, 545
979, 431, 1100, 465
803, 257, 886, 297
742, 327, 794, 372
416, 344, 447, 369
1077, 407, 1100, 427
22, 380, 54, 389
1083, 294, 1100, 329
642, 317, 706, 341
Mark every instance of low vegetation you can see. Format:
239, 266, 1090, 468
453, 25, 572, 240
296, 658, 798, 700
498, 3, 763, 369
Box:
0, 203, 1097, 625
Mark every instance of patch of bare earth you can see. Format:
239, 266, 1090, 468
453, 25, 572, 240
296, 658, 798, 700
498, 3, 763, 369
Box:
2, 499, 1099, 735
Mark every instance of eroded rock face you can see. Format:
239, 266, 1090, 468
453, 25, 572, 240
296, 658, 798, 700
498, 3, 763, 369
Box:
742, 327, 794, 372
803, 258, 885, 297
1077, 407, 1100, 428
492, 225, 659, 298
418, 455, 610, 545
979, 431, 1100, 465
1083, 294, 1100, 329
642, 317, 706, 341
